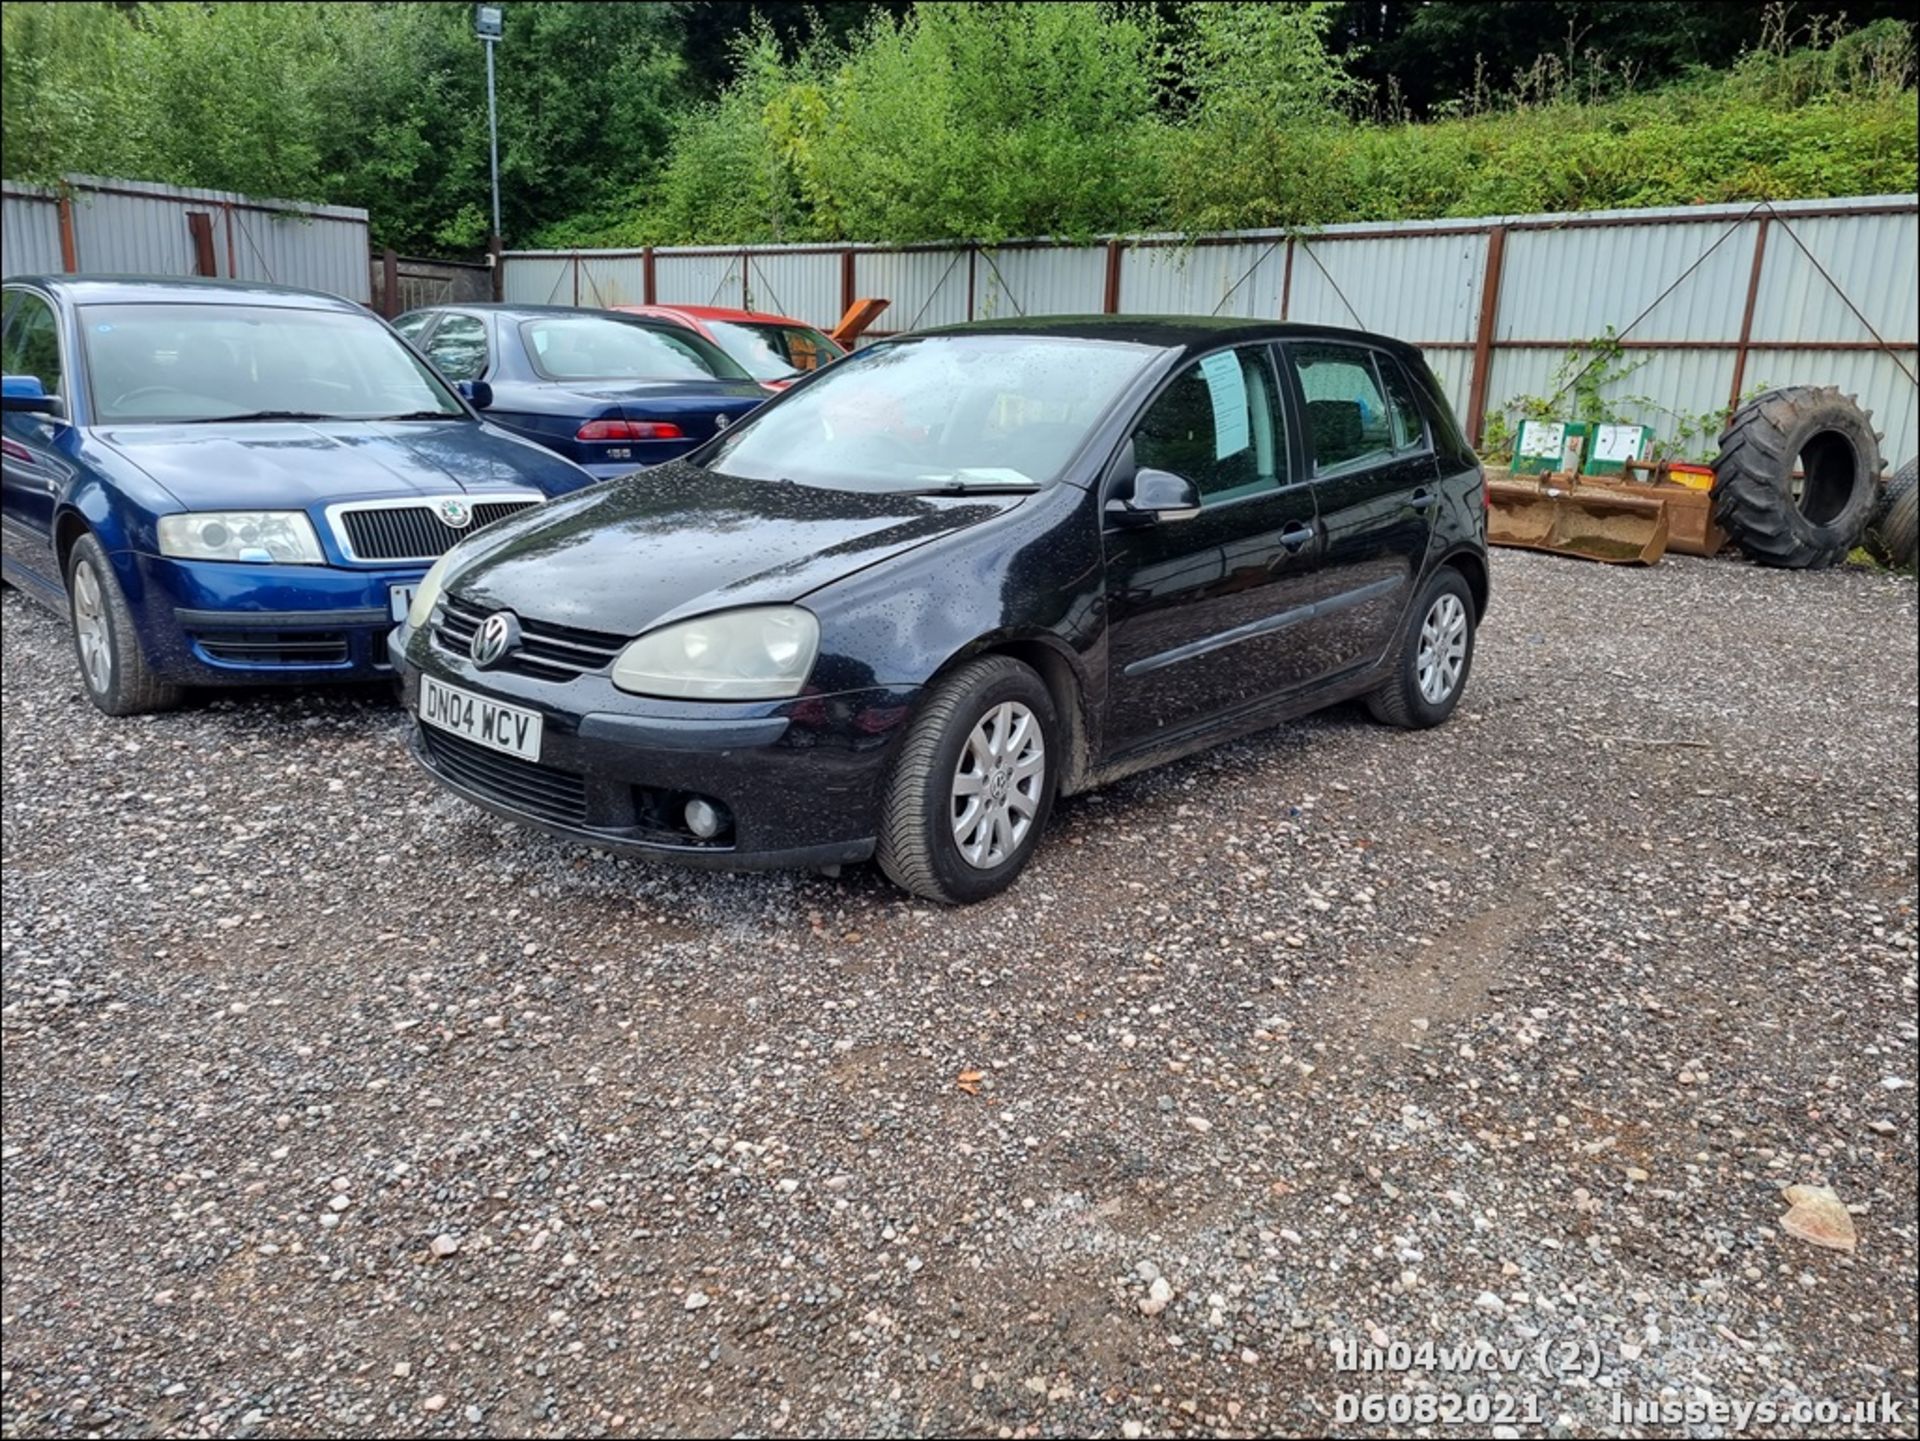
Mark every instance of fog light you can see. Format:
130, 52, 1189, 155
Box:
684, 796, 726, 839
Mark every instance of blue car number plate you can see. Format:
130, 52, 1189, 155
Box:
418, 674, 543, 762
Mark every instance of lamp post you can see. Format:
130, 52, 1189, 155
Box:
475, 4, 504, 275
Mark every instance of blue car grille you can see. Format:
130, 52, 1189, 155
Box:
420, 725, 588, 826
433, 593, 626, 682
195, 630, 351, 666
337, 500, 537, 562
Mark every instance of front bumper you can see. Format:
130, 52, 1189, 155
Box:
391, 626, 919, 869
124, 552, 426, 684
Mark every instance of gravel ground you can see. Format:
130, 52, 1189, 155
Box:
2, 550, 1916, 1440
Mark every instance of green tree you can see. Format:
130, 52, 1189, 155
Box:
582, 1, 1166, 246
1157, 1, 1359, 231
1, 2, 150, 184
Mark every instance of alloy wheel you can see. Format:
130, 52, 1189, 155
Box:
1416, 592, 1468, 705
950, 700, 1045, 869
72, 559, 113, 696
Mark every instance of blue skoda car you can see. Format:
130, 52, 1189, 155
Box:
0, 276, 593, 715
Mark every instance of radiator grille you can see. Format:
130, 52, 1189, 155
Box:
336, 499, 537, 562
195, 631, 350, 665
420, 726, 587, 825
433, 593, 627, 682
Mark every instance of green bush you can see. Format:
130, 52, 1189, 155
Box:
544, 5, 1914, 246
4, 1, 1914, 253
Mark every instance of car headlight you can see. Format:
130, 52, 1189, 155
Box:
406, 551, 455, 631
611, 607, 819, 700
157, 511, 323, 565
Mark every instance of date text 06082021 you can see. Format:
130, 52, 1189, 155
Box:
1335, 1392, 1545, 1428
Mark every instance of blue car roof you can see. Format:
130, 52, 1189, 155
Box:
4, 274, 364, 311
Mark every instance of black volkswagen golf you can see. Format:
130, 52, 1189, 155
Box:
392, 317, 1488, 903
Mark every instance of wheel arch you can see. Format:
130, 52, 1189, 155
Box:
924, 631, 1097, 796
1439, 546, 1490, 621
53, 506, 92, 578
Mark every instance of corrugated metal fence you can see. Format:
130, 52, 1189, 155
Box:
370, 251, 493, 316
504, 194, 1919, 462
1, 174, 371, 304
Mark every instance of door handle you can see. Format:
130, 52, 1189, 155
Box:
1278, 521, 1316, 553
1410, 488, 1437, 511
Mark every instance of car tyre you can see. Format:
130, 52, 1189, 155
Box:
1366, 566, 1476, 729
67, 533, 181, 716
876, 656, 1059, 904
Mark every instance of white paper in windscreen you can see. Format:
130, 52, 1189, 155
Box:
1197, 352, 1250, 460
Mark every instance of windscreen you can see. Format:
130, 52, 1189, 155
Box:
701, 334, 1157, 492
519, 315, 750, 383
705, 320, 846, 381
80, 303, 465, 424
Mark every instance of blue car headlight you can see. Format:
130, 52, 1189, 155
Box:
157, 511, 324, 565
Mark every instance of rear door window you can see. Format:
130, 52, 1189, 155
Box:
1289, 343, 1396, 474
424, 314, 489, 381
1130, 346, 1287, 505
392, 312, 436, 344
1377, 353, 1430, 452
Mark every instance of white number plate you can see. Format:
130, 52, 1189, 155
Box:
388, 584, 416, 623
418, 674, 543, 762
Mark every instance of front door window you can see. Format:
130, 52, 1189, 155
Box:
1131, 347, 1286, 504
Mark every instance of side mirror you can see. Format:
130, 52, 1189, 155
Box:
2, 375, 65, 419
1108, 466, 1201, 525
456, 379, 493, 410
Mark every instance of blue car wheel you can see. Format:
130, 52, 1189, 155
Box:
66, 534, 182, 716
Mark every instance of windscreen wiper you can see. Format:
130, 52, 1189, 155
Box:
182, 409, 336, 423
372, 411, 461, 421
900, 479, 1042, 496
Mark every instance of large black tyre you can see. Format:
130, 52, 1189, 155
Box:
1865, 456, 1917, 569
875, 656, 1059, 904
1873, 473, 1918, 572
66, 533, 182, 716
1712, 385, 1882, 569
1365, 566, 1477, 730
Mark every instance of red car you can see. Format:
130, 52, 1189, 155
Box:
612, 305, 846, 393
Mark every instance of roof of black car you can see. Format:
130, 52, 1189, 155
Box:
4, 274, 363, 310
919, 314, 1420, 356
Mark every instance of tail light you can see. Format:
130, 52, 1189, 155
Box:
576, 419, 684, 442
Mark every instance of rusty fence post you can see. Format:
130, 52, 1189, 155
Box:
56, 188, 79, 272
1103, 240, 1123, 314
841, 247, 856, 321
1728, 216, 1772, 413
186, 212, 218, 277
381, 248, 399, 317
488, 235, 503, 302
1465, 225, 1509, 449
1280, 236, 1295, 320
643, 246, 657, 304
